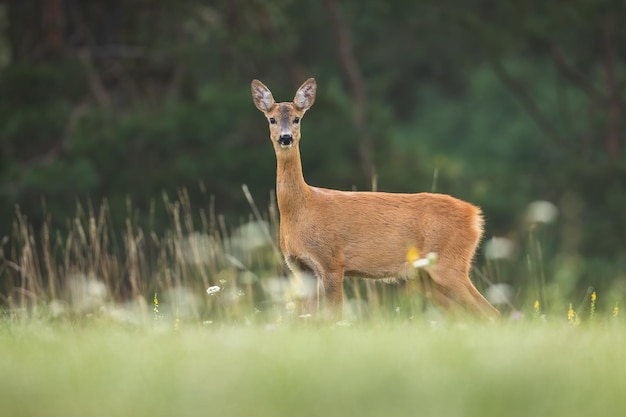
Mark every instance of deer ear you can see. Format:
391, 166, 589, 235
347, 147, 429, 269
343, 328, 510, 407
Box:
251, 80, 275, 112
293, 78, 316, 112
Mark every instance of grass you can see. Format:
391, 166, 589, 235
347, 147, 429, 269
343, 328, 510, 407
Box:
1, 321, 626, 417
1, 190, 626, 416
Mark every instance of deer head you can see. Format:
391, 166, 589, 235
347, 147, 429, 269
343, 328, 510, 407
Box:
251, 78, 317, 150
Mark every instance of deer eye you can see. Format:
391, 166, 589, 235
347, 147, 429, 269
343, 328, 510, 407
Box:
269, 117, 277, 125
293, 117, 300, 124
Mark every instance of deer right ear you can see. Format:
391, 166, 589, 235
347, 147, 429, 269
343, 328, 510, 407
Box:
251, 80, 275, 112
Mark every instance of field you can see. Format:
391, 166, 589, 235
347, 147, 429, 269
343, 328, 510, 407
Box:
2, 196, 625, 417
1, 319, 626, 417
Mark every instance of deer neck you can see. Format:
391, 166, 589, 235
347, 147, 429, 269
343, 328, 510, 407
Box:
275, 145, 309, 214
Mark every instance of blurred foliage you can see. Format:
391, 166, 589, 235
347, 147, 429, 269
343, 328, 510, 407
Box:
0, 0, 625, 294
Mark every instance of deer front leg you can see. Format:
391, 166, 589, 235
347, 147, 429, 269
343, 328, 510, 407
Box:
320, 269, 344, 318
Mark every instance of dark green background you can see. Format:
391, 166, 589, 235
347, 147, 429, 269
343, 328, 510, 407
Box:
1, 0, 625, 293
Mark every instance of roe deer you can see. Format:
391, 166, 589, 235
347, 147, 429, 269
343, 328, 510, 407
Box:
251, 78, 499, 319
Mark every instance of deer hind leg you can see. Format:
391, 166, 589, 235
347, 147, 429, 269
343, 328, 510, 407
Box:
427, 263, 499, 320
467, 282, 500, 319
417, 273, 455, 317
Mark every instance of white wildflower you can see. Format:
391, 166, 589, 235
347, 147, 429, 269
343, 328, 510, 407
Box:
206, 285, 221, 295
413, 252, 437, 268
484, 237, 515, 260
526, 200, 558, 224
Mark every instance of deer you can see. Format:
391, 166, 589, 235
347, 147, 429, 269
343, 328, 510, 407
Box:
251, 78, 499, 320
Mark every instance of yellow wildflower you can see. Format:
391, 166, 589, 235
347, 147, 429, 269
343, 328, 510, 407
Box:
406, 247, 420, 263
567, 303, 575, 323
589, 291, 596, 320
533, 300, 541, 320
153, 292, 161, 322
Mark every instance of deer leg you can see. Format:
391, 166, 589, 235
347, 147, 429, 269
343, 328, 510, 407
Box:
417, 272, 451, 312
466, 282, 500, 319
285, 256, 320, 316
320, 269, 344, 318
298, 273, 320, 317
427, 265, 499, 320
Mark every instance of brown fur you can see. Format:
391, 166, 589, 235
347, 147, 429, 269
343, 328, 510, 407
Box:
251, 78, 499, 319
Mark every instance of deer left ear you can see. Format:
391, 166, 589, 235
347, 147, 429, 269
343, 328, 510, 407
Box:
293, 78, 316, 112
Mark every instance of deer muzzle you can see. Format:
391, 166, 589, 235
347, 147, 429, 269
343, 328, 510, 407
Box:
278, 134, 294, 148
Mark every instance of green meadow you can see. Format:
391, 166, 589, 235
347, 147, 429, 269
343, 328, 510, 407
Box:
2, 320, 626, 417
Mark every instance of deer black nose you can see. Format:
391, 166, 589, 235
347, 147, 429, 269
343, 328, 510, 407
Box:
278, 134, 294, 147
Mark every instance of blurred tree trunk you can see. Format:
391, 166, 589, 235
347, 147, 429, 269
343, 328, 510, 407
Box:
323, 0, 374, 180
601, 14, 622, 159
41, 0, 65, 56
6, 0, 24, 62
